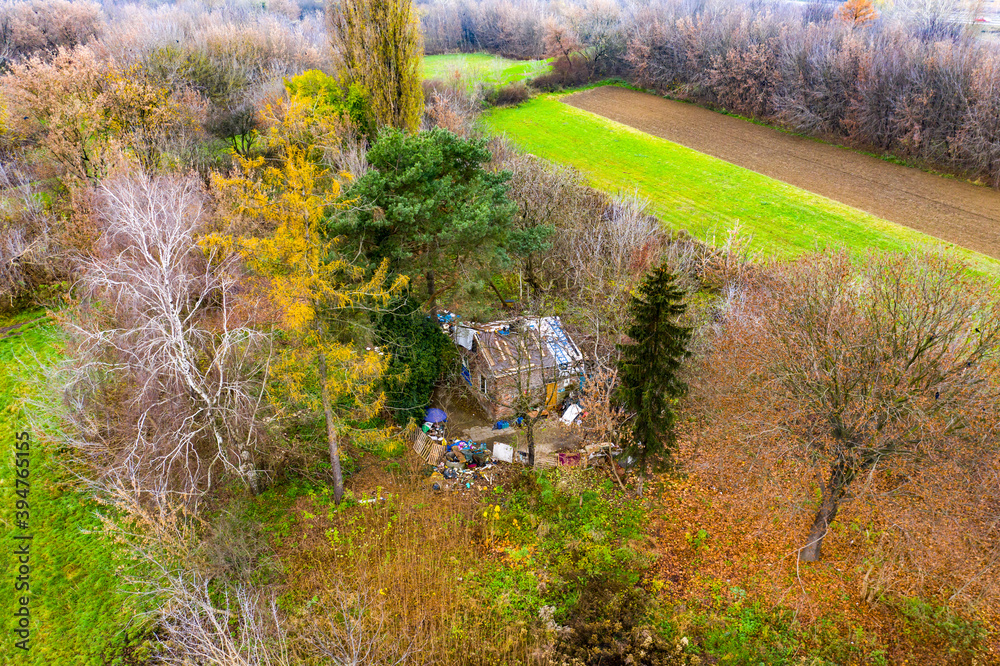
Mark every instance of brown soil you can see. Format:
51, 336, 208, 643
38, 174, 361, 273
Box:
564, 87, 1000, 260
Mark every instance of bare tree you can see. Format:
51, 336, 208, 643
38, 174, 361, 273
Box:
0, 155, 54, 309
751, 250, 1000, 562
154, 576, 293, 666
573, 366, 632, 450
303, 582, 419, 665
54, 171, 270, 505
499, 150, 579, 298
559, 190, 668, 368
570, 0, 627, 80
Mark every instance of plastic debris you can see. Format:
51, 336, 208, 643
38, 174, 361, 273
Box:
560, 404, 582, 424
492, 442, 514, 463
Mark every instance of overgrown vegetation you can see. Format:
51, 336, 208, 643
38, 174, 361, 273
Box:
1, 0, 999, 663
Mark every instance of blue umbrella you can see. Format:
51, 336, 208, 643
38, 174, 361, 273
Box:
425, 408, 448, 423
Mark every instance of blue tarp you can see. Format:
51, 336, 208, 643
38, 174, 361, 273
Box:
425, 408, 448, 423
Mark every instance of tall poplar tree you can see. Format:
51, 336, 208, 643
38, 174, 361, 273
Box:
326, 0, 423, 133
617, 261, 692, 496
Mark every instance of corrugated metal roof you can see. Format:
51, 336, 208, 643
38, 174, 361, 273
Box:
470, 317, 585, 379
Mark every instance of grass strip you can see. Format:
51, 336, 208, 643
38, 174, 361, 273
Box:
484, 93, 1000, 275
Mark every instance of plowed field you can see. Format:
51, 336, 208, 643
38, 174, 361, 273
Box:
564, 86, 1000, 260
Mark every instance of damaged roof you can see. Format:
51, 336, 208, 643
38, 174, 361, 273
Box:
461, 316, 585, 379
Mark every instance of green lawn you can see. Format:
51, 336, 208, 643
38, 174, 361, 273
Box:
484, 91, 999, 273
0, 312, 144, 664
423, 53, 552, 88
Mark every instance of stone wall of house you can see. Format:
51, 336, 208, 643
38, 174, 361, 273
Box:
467, 357, 577, 420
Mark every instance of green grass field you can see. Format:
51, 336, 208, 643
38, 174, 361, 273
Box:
423, 53, 552, 88
484, 91, 1000, 273
0, 312, 144, 664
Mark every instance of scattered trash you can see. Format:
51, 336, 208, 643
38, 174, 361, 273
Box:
435, 310, 460, 336
492, 442, 514, 463
494, 420, 510, 430
560, 404, 582, 424
423, 420, 446, 441
558, 451, 582, 466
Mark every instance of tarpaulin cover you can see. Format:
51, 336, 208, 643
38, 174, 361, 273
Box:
425, 408, 448, 423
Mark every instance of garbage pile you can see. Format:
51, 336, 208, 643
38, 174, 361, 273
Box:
421, 407, 448, 441
435, 310, 460, 335
426, 440, 503, 492
422, 420, 446, 441
418, 407, 515, 492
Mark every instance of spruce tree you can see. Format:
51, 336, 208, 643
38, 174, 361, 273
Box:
617, 261, 692, 494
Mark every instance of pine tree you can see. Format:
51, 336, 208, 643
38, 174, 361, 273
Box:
617, 261, 692, 495
336, 127, 517, 309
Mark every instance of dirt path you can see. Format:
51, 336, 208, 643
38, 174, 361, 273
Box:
564, 87, 1000, 260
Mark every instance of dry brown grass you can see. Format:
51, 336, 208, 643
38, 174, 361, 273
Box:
274, 452, 549, 665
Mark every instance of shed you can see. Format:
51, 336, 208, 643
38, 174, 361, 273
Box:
453, 316, 586, 419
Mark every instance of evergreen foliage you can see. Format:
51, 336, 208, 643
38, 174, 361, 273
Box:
616, 261, 692, 473
374, 296, 453, 424
337, 127, 518, 302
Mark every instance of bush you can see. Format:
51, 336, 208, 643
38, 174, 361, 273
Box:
373, 296, 453, 425
147, 43, 251, 105
554, 580, 693, 665
530, 53, 592, 90
0, 0, 102, 65
487, 80, 532, 106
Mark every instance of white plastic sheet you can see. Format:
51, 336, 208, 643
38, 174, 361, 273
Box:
492, 442, 514, 463
560, 403, 582, 424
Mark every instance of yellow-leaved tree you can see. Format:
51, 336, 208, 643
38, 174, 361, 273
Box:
210, 93, 406, 503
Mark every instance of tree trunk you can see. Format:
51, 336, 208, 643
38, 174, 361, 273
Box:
426, 268, 437, 316
488, 279, 511, 310
318, 352, 345, 505
800, 459, 854, 562
525, 256, 542, 298
526, 419, 536, 467
636, 451, 647, 498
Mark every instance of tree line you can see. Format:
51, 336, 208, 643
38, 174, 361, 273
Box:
422, 0, 1000, 187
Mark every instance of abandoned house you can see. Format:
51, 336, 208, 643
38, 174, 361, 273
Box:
453, 316, 586, 419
